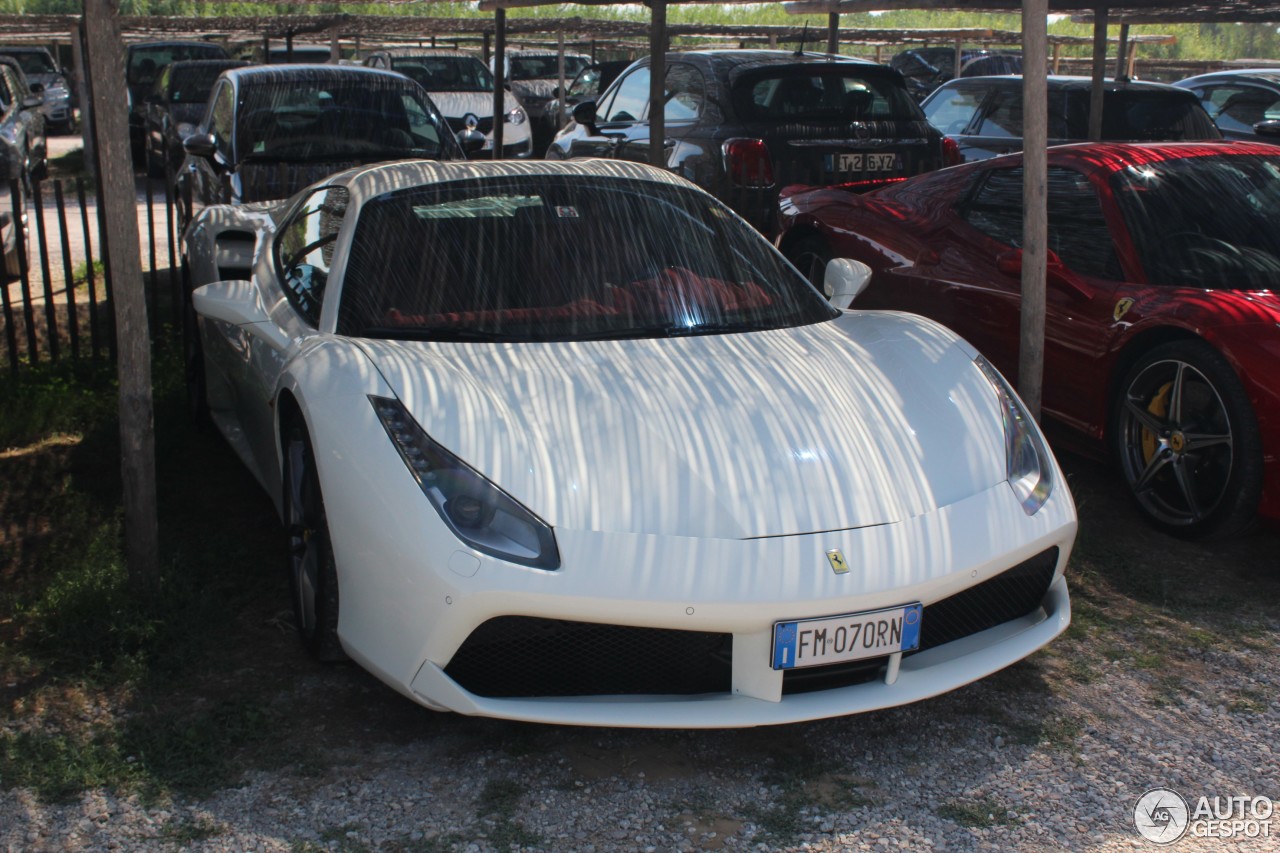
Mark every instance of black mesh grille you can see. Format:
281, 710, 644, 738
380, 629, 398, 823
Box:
443, 547, 1057, 700
919, 547, 1059, 651
782, 655, 887, 695
444, 618, 732, 698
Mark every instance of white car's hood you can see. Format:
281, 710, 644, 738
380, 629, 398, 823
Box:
357, 313, 1007, 539
429, 90, 523, 120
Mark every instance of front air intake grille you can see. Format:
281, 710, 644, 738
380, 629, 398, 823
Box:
444, 617, 733, 698
782, 655, 888, 695
918, 547, 1059, 651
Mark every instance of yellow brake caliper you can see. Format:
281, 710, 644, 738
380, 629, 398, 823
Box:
1140, 381, 1173, 463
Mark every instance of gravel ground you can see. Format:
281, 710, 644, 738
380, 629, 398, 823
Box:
2, 456, 1277, 853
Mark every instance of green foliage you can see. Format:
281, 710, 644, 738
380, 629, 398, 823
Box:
0, 359, 118, 450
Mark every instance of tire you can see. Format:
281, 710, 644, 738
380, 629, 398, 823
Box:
282, 421, 346, 662
182, 291, 211, 430
3, 183, 27, 281
787, 235, 834, 298
1111, 340, 1262, 539
145, 142, 164, 179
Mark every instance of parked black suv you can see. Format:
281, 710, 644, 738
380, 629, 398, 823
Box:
921, 75, 1221, 161
548, 50, 956, 235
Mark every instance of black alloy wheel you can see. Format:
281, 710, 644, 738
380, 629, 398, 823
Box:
180, 258, 210, 429
283, 422, 345, 662
1112, 340, 1262, 539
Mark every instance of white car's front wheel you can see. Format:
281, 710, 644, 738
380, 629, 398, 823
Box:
283, 422, 345, 662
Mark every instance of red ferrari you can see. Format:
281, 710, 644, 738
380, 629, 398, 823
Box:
778, 141, 1280, 538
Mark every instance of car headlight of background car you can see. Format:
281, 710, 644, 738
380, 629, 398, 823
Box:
370, 395, 560, 569
177, 122, 197, 140
975, 355, 1054, 515
504, 107, 526, 125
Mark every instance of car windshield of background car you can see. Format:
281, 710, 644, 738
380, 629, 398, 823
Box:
169, 64, 234, 103
128, 44, 227, 85
237, 78, 450, 161
510, 56, 587, 81
338, 175, 839, 342
392, 57, 493, 93
734, 69, 924, 123
2, 51, 55, 76
1111, 153, 1280, 288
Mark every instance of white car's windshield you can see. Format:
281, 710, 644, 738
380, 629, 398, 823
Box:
339, 176, 838, 342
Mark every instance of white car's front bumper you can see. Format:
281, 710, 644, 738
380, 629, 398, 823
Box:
324, 450, 1075, 728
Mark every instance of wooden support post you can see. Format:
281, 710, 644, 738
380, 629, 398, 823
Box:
330, 33, 340, 63
1052, 42, 1061, 74
557, 30, 566, 122
286, 32, 294, 62
1020, 0, 1049, 421
1115, 22, 1130, 80
493, 9, 505, 159
1089, 6, 1108, 140
483, 31, 491, 66
71, 23, 92, 174
827, 12, 839, 55
83, 0, 159, 589
954, 39, 963, 81
650, 0, 667, 168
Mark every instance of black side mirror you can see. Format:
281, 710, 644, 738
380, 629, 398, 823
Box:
183, 132, 218, 159
571, 99, 598, 130
29, 82, 44, 95
1253, 119, 1280, 138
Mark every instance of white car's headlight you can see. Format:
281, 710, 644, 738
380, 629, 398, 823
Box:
176, 122, 197, 139
505, 107, 526, 125
974, 355, 1054, 515
370, 396, 560, 569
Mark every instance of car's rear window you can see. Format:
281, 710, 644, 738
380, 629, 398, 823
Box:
733, 67, 924, 123
338, 175, 837, 342
1061, 89, 1221, 141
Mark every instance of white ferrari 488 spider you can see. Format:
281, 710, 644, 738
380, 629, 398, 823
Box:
184, 159, 1075, 727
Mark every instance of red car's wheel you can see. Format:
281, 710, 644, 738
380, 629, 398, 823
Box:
1112, 340, 1262, 538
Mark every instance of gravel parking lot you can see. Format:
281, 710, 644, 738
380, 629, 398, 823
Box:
2, 448, 1276, 853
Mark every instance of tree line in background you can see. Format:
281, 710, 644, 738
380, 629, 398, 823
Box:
1, 2, 1278, 63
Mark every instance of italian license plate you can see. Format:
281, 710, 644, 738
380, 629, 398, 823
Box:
831, 152, 898, 172
772, 603, 922, 670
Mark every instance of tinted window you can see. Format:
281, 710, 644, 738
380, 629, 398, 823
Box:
168, 63, 240, 104
923, 82, 987, 133
1112, 153, 1280, 288
0, 51, 55, 76
276, 186, 349, 326
1198, 84, 1280, 134
209, 83, 234, 158
602, 67, 650, 123
338, 176, 838, 341
664, 64, 704, 122
128, 44, 228, 85
975, 87, 1022, 137
391, 56, 493, 92
509, 55, 588, 81
235, 75, 452, 161
960, 166, 1120, 279
1062, 89, 1221, 141
734, 67, 923, 123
